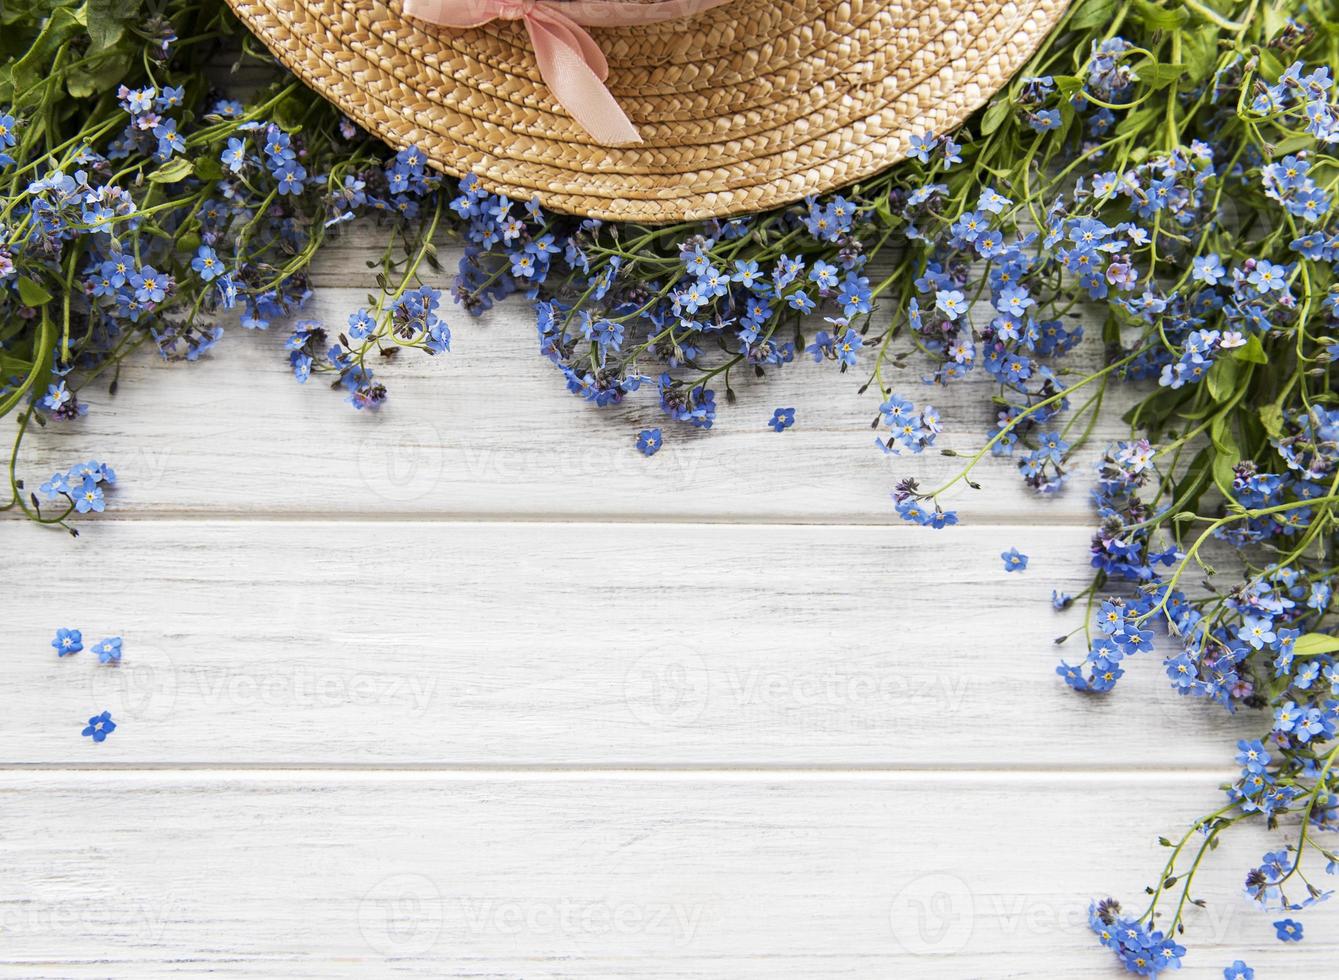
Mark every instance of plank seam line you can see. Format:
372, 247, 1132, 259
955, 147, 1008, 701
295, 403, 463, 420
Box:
0, 766, 1238, 782
0, 512, 1098, 528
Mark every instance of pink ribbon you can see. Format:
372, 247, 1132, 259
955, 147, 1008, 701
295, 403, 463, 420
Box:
402, 0, 732, 145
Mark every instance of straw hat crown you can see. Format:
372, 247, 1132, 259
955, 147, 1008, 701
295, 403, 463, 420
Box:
226, 0, 1068, 220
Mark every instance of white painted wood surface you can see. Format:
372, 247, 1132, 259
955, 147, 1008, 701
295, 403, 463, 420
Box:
3, 239, 1335, 977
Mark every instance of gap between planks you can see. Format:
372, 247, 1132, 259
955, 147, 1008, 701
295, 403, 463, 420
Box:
2, 510, 1099, 528
0, 766, 1238, 781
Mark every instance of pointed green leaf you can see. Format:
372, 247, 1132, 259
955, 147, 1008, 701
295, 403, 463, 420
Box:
16, 276, 53, 307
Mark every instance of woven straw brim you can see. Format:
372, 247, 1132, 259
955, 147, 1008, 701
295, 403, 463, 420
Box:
226, 0, 1067, 222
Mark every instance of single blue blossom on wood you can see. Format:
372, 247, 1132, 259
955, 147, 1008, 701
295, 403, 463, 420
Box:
769, 408, 795, 432
92, 637, 122, 665
1223, 962, 1253, 980
1273, 918, 1303, 942
635, 429, 662, 457
81, 711, 116, 743
1002, 547, 1028, 572
347, 309, 375, 340
52, 628, 83, 656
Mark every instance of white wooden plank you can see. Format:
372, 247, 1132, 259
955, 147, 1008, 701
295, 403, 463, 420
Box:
0, 772, 1332, 977
9, 279, 1135, 524
5, 520, 1259, 766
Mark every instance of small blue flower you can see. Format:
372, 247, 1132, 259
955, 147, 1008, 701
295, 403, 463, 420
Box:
834, 328, 862, 367
908, 132, 936, 163
52, 628, 83, 657
935, 289, 967, 320
81, 711, 116, 742
221, 137, 248, 173
92, 636, 122, 665
1273, 918, 1303, 942
155, 85, 186, 111
73, 477, 106, 514
152, 119, 186, 158
635, 429, 662, 457
769, 408, 795, 432
1002, 547, 1029, 573
1192, 253, 1225, 284
276, 162, 308, 195
132, 265, 169, 304
1247, 260, 1288, 293
41, 381, 72, 412
1223, 962, 1253, 980
191, 246, 222, 282
347, 309, 375, 340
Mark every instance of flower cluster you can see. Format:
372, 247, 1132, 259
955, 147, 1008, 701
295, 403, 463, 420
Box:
1, 2, 458, 530
3, 1, 1337, 972
1088, 899, 1186, 975
50, 625, 122, 741
35, 459, 116, 519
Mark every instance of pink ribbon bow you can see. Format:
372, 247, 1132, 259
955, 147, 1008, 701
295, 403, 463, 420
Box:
402, 0, 732, 145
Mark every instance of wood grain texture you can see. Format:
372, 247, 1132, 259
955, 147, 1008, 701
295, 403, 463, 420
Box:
4, 233, 1327, 978
4, 520, 1260, 767
0, 772, 1334, 978
9, 274, 1136, 524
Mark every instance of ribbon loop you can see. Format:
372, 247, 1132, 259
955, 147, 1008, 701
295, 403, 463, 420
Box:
402, 0, 732, 146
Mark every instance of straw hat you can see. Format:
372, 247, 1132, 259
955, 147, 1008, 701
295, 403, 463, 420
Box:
225, 0, 1068, 221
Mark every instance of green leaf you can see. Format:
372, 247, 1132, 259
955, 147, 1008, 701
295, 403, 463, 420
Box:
7, 5, 83, 104
1052, 75, 1085, 97
1230, 334, 1268, 364
1211, 450, 1240, 501
86, 0, 136, 54
1209, 413, 1240, 501
1141, 63, 1186, 91
1070, 0, 1117, 31
1258, 48, 1285, 82
194, 155, 225, 182
1116, 106, 1157, 138
1271, 133, 1315, 156
1133, 0, 1188, 30
979, 98, 1011, 136
1259, 401, 1285, 439
1205, 357, 1240, 403
147, 157, 194, 184
1209, 412, 1235, 455
1294, 633, 1339, 657
1262, 4, 1292, 40
1180, 25, 1220, 85
16, 276, 53, 307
